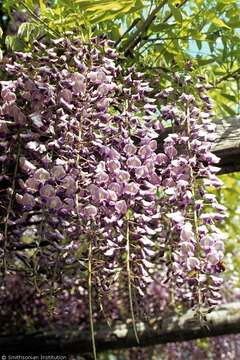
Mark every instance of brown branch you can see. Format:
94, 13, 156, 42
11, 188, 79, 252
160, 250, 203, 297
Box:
115, 18, 141, 46
122, 0, 168, 55
122, 0, 188, 56
1, 302, 240, 355
216, 67, 240, 85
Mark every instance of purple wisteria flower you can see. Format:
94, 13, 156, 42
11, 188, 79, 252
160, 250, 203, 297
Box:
0, 36, 227, 333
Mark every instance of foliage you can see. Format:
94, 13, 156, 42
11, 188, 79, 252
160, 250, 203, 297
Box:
2, 0, 240, 115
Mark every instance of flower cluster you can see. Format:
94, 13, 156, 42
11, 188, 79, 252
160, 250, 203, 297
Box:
0, 36, 226, 336
150, 78, 227, 310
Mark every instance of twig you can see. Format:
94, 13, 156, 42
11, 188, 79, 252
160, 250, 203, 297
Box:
121, 0, 168, 55
216, 67, 240, 85
123, 0, 190, 56
115, 18, 141, 47
126, 212, 139, 343
88, 238, 97, 360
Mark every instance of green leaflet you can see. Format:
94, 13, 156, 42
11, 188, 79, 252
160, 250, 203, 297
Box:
208, 14, 231, 29
168, 1, 182, 23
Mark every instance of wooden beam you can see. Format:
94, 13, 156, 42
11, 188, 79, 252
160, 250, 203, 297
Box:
213, 116, 240, 174
0, 302, 240, 355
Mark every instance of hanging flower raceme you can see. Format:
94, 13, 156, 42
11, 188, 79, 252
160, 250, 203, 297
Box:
0, 36, 226, 339
151, 73, 227, 310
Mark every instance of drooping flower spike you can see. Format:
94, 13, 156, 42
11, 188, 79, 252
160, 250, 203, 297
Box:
0, 37, 226, 342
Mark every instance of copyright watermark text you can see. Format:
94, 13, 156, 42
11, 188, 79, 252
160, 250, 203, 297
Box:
1, 355, 68, 360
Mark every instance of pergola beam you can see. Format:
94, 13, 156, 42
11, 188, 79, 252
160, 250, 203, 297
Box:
0, 302, 240, 355
212, 116, 240, 174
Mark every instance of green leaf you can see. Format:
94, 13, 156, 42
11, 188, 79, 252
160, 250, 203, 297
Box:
168, 1, 182, 23
5, 35, 15, 49
151, 23, 176, 32
192, 33, 207, 41
55, 0, 141, 24
210, 17, 231, 29
196, 40, 202, 50
197, 58, 216, 66
221, 93, 236, 102
91, 4, 134, 22
221, 103, 236, 115
18, 22, 41, 42
5, 35, 23, 50
0, 27, 2, 38
38, 0, 47, 13
75, 0, 133, 12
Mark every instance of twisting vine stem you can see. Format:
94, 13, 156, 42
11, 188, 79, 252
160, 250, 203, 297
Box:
126, 210, 139, 344
88, 237, 97, 360
122, 0, 168, 55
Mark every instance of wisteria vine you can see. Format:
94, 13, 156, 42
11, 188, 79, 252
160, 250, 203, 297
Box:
0, 36, 227, 357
